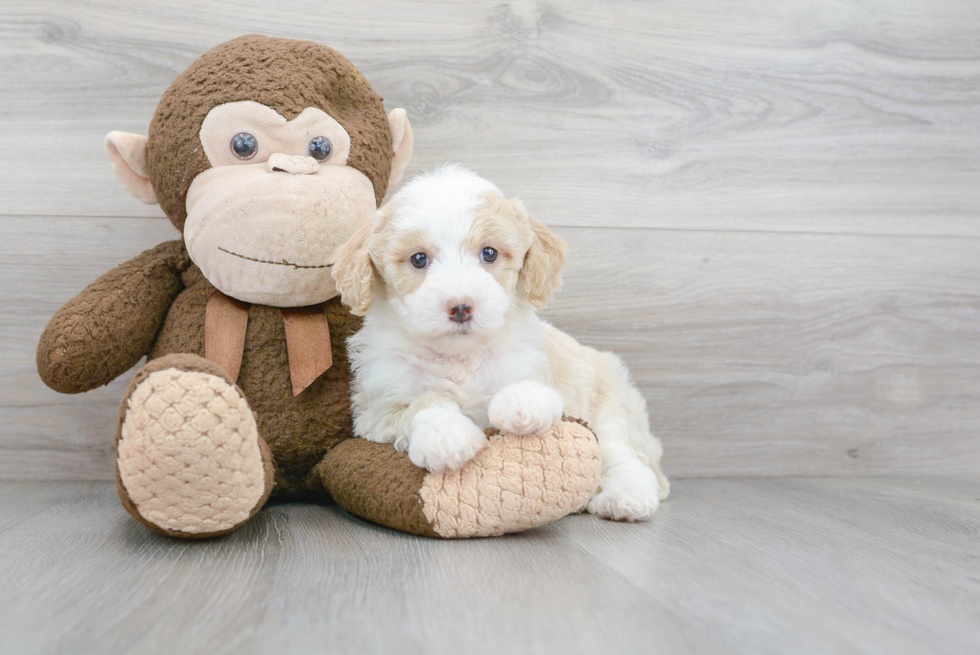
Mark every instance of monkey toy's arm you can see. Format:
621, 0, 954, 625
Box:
37, 240, 189, 394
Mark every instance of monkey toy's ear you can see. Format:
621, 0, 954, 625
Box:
387, 109, 413, 187
104, 131, 158, 205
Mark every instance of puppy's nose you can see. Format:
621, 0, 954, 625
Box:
447, 299, 475, 323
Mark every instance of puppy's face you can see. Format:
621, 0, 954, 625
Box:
332, 169, 566, 345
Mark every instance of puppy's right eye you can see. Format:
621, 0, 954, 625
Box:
480, 247, 498, 263
410, 252, 429, 269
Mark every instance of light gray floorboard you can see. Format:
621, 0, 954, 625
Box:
0, 480, 104, 533
0, 478, 976, 655
563, 477, 980, 655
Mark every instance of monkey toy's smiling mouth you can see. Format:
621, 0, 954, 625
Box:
183, 161, 378, 307
218, 247, 333, 270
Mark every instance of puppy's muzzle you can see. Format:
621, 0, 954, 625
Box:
447, 299, 474, 324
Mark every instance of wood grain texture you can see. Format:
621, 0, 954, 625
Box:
0, 480, 104, 533
1, 1, 979, 480
0, 0, 978, 235
0, 478, 977, 654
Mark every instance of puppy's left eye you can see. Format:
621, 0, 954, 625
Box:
481, 247, 498, 263
411, 252, 429, 269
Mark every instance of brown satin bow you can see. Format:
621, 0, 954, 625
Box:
204, 290, 333, 396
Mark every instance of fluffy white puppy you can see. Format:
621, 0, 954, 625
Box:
332, 165, 669, 521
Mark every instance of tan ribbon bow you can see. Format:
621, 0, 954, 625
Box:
205, 290, 333, 396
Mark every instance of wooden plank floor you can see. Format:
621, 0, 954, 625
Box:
1, 478, 977, 655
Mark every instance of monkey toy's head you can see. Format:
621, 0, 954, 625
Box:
104, 35, 412, 307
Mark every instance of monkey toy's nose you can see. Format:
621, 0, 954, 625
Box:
267, 153, 320, 175
447, 299, 475, 324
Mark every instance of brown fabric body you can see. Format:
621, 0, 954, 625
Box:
147, 34, 393, 231
148, 248, 363, 499
205, 291, 335, 396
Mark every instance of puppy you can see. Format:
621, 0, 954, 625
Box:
332, 165, 669, 521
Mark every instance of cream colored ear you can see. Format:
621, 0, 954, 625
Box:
387, 108, 413, 187
332, 221, 376, 315
105, 131, 158, 205
515, 199, 567, 309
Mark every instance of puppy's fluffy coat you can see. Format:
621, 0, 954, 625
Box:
332, 166, 668, 521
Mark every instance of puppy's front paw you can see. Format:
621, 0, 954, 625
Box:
408, 405, 488, 473
488, 381, 564, 436
587, 466, 661, 522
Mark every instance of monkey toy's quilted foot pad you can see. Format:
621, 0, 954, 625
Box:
115, 355, 274, 538
321, 421, 602, 538
420, 422, 602, 537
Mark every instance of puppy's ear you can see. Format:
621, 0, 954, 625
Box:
332, 218, 377, 316
514, 199, 567, 309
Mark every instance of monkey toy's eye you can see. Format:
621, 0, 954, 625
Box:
410, 252, 429, 269
230, 132, 258, 160
481, 247, 498, 263
308, 136, 332, 161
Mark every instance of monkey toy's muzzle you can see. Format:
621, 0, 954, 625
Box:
183, 160, 377, 307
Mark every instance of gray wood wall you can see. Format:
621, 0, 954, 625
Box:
2, 0, 978, 480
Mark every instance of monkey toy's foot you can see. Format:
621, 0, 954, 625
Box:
115, 354, 274, 538
320, 419, 602, 538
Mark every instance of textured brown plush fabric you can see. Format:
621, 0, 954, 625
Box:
147, 34, 393, 230
319, 439, 439, 538
114, 353, 276, 539
37, 240, 189, 394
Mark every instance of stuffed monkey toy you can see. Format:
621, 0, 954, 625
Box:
36, 35, 600, 539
